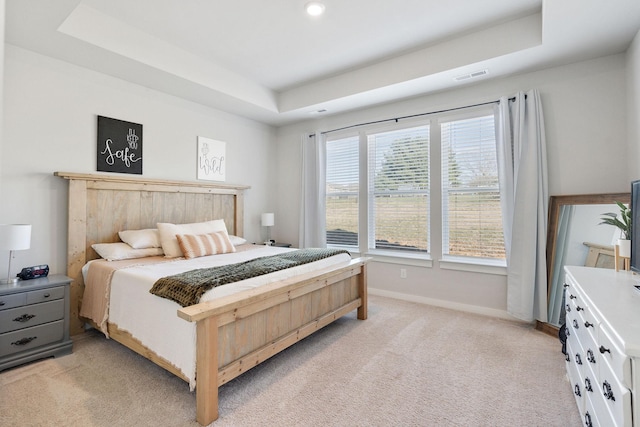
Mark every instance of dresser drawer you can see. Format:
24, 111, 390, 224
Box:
599, 360, 632, 427
598, 324, 631, 388
0, 293, 27, 311
584, 388, 606, 427
566, 339, 585, 414
26, 286, 64, 304
0, 299, 65, 334
0, 320, 64, 357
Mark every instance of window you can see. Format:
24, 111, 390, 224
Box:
326, 135, 359, 247
441, 114, 504, 260
324, 106, 505, 265
368, 126, 429, 252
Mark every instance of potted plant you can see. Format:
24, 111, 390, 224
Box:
600, 201, 632, 257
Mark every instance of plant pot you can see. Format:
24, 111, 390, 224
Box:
618, 239, 631, 258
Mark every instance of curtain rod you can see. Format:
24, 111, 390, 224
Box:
308, 96, 521, 137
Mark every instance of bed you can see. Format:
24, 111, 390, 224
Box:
54, 172, 369, 425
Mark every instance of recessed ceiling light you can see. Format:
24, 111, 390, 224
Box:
305, 2, 326, 17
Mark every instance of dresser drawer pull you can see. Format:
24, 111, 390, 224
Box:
584, 321, 593, 328
43, 293, 50, 298
13, 313, 36, 323
575, 353, 583, 365
570, 294, 577, 299
587, 349, 596, 364
572, 319, 579, 329
603, 381, 616, 401
599, 345, 611, 354
11, 336, 37, 346
585, 378, 593, 392
574, 384, 581, 397
0, 301, 5, 306
584, 412, 593, 427
576, 306, 584, 311
565, 304, 571, 313
565, 353, 570, 362
563, 283, 569, 288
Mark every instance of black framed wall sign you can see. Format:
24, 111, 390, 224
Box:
97, 115, 143, 174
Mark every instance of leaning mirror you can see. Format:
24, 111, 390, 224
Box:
546, 193, 630, 327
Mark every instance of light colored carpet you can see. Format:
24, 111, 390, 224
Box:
0, 295, 581, 426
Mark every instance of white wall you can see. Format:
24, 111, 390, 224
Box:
0, 45, 277, 278
275, 53, 630, 318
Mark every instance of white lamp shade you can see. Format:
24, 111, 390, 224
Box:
261, 213, 275, 227
0, 224, 32, 250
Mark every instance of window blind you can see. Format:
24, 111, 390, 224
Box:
326, 136, 359, 246
368, 125, 429, 252
441, 115, 505, 260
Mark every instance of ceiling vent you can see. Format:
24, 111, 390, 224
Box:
454, 69, 488, 82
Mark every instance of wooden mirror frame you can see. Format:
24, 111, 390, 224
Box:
546, 192, 630, 302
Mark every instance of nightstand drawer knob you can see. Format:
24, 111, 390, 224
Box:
0, 301, 4, 306
43, 293, 50, 298
11, 337, 37, 346
13, 314, 36, 323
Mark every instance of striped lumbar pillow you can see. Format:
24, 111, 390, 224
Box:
176, 231, 236, 259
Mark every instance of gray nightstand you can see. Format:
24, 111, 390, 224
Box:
272, 242, 292, 247
0, 275, 73, 371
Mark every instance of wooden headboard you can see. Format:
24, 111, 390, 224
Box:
54, 172, 250, 335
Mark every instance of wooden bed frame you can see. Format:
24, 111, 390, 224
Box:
55, 172, 369, 425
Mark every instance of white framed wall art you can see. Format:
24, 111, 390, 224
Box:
197, 136, 226, 181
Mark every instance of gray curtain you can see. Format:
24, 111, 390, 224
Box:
497, 89, 549, 322
298, 132, 327, 248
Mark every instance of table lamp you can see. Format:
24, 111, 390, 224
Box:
261, 213, 274, 245
0, 224, 32, 284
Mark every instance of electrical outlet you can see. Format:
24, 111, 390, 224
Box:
400, 268, 407, 279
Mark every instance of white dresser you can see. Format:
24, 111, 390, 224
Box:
564, 266, 640, 426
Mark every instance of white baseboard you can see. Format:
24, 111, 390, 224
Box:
368, 287, 520, 322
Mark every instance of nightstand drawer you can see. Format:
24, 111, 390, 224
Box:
0, 299, 65, 334
0, 293, 27, 311
0, 320, 64, 357
27, 286, 64, 305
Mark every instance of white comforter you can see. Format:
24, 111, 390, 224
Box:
85, 245, 351, 389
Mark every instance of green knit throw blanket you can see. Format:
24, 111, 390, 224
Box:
149, 248, 350, 307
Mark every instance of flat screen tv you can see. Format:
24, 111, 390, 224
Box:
631, 180, 640, 273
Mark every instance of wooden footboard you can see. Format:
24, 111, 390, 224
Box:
178, 257, 369, 425
56, 171, 369, 425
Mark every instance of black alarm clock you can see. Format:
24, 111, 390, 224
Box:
17, 264, 49, 280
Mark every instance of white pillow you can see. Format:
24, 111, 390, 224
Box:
118, 228, 161, 249
229, 235, 247, 246
157, 219, 228, 258
92, 242, 164, 261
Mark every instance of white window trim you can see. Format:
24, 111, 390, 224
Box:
324, 104, 507, 272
